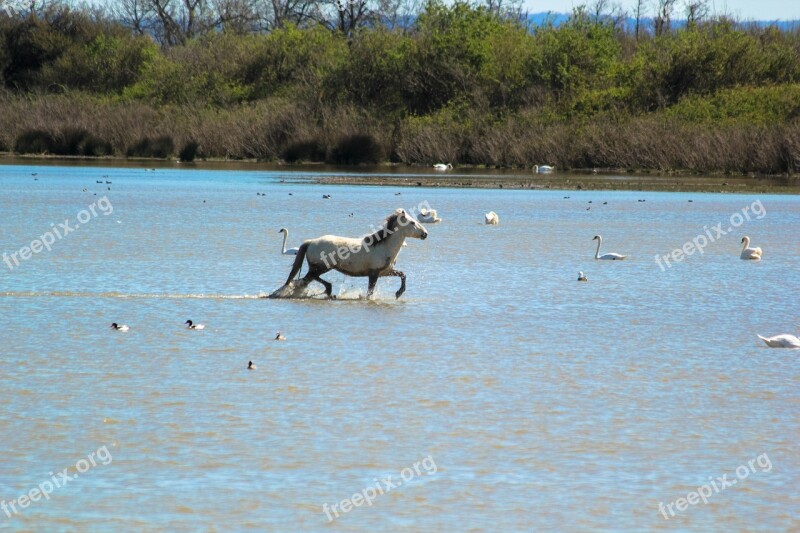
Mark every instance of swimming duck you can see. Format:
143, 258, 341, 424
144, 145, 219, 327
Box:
110, 323, 129, 332
185, 320, 205, 330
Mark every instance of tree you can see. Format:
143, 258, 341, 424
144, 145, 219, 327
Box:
257, 0, 319, 30
685, 0, 708, 28
653, 0, 678, 36
478, 0, 524, 21
113, 0, 155, 36
328, 0, 374, 36
633, 0, 645, 40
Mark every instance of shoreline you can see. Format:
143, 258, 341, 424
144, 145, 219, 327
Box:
1, 154, 797, 193
307, 173, 800, 194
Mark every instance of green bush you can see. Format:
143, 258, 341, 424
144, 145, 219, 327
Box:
15, 129, 56, 154
283, 139, 325, 162
179, 140, 200, 162
126, 136, 175, 158
13, 127, 112, 156
328, 134, 383, 164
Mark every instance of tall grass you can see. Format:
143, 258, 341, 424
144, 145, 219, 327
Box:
1, 92, 797, 173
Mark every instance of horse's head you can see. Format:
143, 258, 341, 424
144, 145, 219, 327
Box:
392, 208, 427, 240
365, 209, 427, 247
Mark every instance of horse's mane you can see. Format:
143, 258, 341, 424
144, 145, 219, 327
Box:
363, 211, 402, 245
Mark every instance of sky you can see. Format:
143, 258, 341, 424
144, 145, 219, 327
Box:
525, 0, 800, 21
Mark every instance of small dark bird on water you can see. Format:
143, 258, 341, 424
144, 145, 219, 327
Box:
248, 361, 256, 370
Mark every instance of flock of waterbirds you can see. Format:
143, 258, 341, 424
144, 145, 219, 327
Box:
275, 190, 790, 349
109, 318, 290, 368
64, 164, 787, 351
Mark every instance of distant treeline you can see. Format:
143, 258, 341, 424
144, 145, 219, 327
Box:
0, 0, 798, 173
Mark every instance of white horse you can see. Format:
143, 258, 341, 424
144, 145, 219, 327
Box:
270, 209, 428, 299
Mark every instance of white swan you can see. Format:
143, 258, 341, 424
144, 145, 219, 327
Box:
185, 320, 205, 330
279, 228, 299, 255
110, 322, 129, 332
484, 211, 499, 225
578, 271, 588, 281
534, 165, 554, 173
433, 163, 453, 171
757, 334, 800, 348
592, 235, 626, 260
419, 209, 442, 223
740, 236, 762, 260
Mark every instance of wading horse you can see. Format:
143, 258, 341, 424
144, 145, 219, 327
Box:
270, 209, 428, 299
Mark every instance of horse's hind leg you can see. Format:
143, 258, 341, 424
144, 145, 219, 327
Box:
313, 275, 333, 298
304, 266, 334, 298
389, 269, 406, 299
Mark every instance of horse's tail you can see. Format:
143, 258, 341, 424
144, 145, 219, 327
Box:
285, 242, 308, 284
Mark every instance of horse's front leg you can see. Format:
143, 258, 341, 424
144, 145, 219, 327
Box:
367, 274, 378, 299
390, 269, 406, 299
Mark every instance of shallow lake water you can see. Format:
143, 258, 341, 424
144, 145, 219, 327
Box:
0, 163, 798, 531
